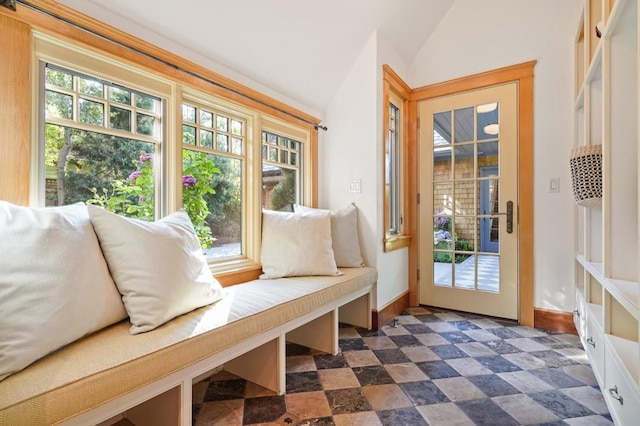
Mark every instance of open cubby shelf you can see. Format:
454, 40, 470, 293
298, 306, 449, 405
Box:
573, 0, 640, 424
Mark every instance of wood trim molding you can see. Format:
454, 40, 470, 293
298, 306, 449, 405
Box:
0, 14, 30, 205
403, 60, 537, 327
371, 290, 410, 331
0, 0, 320, 130
534, 308, 578, 334
383, 64, 411, 99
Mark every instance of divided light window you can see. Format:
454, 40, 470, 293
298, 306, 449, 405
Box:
262, 131, 303, 211
388, 102, 401, 235
181, 102, 245, 260
42, 63, 162, 219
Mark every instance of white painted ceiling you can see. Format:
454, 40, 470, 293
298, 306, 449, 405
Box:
54, 0, 454, 115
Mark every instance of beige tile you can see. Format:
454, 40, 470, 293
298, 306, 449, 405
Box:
244, 381, 276, 398
195, 399, 243, 426
285, 390, 332, 419
401, 346, 441, 362
362, 384, 412, 410
405, 306, 432, 315
417, 402, 473, 426
493, 394, 559, 424
210, 370, 241, 381
445, 358, 493, 376
384, 363, 428, 383
286, 355, 317, 373
380, 324, 410, 335
318, 368, 360, 390
342, 350, 381, 367
432, 377, 486, 401
333, 411, 383, 426
192, 379, 209, 404
339, 327, 361, 339
362, 335, 397, 349
434, 312, 465, 321
395, 314, 424, 325
415, 332, 449, 346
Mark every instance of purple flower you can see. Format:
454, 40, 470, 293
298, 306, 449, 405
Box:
139, 152, 153, 163
182, 175, 197, 188
138, 196, 146, 202
128, 170, 141, 181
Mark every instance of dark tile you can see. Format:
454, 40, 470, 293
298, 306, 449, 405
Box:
352, 365, 395, 386
286, 371, 323, 393
456, 398, 519, 425
242, 395, 286, 424
415, 314, 442, 323
440, 331, 476, 344
377, 407, 428, 426
339, 338, 369, 352
451, 320, 481, 330
286, 342, 314, 356
298, 416, 335, 425
373, 348, 412, 365
400, 380, 449, 405
388, 334, 423, 347
530, 350, 579, 368
402, 323, 434, 334
483, 339, 522, 354
416, 360, 461, 379
475, 356, 522, 373
203, 378, 246, 402
430, 344, 468, 359
529, 368, 586, 389
489, 327, 523, 340
467, 374, 520, 397
314, 353, 349, 369
325, 388, 372, 414
493, 319, 519, 327
357, 328, 385, 337
529, 390, 595, 418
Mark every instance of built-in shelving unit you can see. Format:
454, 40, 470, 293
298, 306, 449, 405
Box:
573, 0, 640, 423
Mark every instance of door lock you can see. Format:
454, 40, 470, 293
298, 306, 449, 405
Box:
496, 201, 514, 234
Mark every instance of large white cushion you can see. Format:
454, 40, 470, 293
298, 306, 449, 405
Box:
88, 206, 226, 334
261, 210, 340, 279
294, 203, 364, 267
0, 202, 127, 381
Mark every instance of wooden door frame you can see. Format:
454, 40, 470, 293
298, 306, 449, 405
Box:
406, 60, 536, 326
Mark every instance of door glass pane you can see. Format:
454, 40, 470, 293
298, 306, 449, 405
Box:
453, 181, 473, 216
454, 107, 474, 143
477, 254, 499, 292
433, 256, 453, 287
454, 144, 474, 179
433, 182, 452, 216
433, 145, 451, 181
433, 111, 452, 147
477, 142, 499, 177
454, 257, 475, 289
478, 102, 499, 140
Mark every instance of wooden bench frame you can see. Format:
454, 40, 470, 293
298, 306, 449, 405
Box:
57, 279, 373, 426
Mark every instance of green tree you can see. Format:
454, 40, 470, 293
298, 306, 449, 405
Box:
269, 169, 296, 211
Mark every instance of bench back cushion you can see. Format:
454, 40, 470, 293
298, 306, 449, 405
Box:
88, 206, 226, 334
0, 202, 127, 381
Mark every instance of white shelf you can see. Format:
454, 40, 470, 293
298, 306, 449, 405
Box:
606, 334, 640, 386
575, 254, 640, 321
587, 302, 604, 329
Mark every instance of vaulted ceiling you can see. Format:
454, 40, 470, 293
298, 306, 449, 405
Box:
55, 0, 454, 114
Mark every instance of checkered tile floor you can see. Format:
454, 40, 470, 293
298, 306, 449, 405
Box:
435, 255, 500, 292
192, 306, 612, 425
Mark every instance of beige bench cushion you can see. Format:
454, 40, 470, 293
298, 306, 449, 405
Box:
0, 267, 376, 425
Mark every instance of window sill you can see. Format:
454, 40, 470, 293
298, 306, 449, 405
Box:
211, 260, 262, 287
384, 234, 411, 252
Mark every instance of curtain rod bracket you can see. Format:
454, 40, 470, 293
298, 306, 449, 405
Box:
1, 0, 16, 11
315, 124, 328, 131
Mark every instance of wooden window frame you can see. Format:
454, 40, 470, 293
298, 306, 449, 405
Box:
0, 1, 320, 286
383, 66, 412, 251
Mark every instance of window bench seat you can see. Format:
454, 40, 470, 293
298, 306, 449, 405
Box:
0, 267, 377, 426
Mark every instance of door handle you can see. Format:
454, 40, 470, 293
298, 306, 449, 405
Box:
495, 201, 514, 234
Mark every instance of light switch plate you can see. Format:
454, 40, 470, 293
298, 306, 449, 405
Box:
349, 179, 362, 193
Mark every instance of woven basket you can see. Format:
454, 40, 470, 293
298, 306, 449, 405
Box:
570, 145, 602, 208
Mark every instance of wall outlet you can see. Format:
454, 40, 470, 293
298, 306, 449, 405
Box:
349, 179, 362, 193
549, 177, 560, 193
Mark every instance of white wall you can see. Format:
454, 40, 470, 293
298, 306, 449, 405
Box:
321, 32, 379, 305
409, 0, 584, 312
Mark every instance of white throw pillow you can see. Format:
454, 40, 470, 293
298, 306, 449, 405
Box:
0, 202, 127, 381
88, 206, 226, 334
294, 203, 364, 267
261, 210, 341, 278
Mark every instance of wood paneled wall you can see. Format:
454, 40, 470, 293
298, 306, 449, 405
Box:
0, 14, 31, 205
